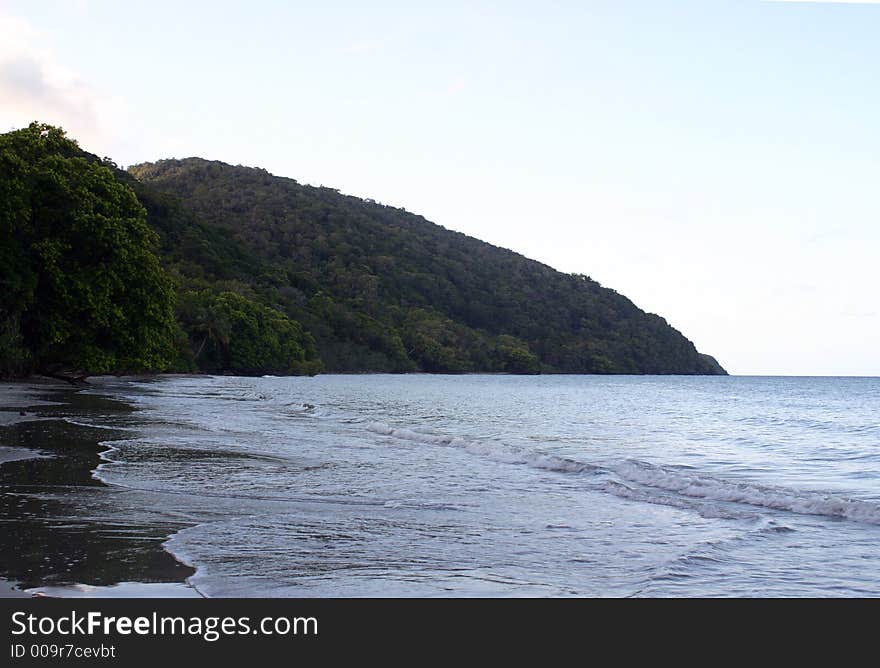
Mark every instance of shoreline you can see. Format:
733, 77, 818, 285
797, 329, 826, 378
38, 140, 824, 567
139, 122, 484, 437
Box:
0, 380, 199, 598
3, 366, 732, 388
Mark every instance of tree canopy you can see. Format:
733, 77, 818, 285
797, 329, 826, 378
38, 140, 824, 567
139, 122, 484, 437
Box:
0, 124, 178, 378
176, 290, 321, 376
129, 157, 726, 375
1, 124, 725, 378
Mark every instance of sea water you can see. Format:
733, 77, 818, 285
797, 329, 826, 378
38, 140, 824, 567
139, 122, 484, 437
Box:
82, 374, 880, 596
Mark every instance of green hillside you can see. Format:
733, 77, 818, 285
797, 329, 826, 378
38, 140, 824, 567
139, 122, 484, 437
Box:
1, 123, 724, 378
129, 158, 725, 375
0, 124, 319, 379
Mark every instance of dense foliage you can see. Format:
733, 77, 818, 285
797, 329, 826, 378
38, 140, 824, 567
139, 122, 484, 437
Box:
1, 123, 724, 378
0, 124, 178, 378
176, 290, 321, 376
0, 124, 321, 379
128, 158, 726, 375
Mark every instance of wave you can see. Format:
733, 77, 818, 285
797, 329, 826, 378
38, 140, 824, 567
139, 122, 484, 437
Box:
365, 421, 880, 525
602, 480, 758, 520
366, 422, 596, 474
613, 459, 880, 525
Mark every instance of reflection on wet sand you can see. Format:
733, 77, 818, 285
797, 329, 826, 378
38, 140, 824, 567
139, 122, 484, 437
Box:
0, 384, 196, 597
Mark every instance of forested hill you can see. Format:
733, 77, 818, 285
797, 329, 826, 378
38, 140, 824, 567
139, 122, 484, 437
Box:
129, 158, 725, 375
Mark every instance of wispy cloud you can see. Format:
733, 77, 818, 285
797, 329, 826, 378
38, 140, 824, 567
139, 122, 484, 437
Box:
0, 13, 127, 155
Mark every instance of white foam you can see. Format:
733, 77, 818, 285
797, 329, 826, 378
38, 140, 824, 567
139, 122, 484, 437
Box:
603, 480, 757, 521
366, 423, 880, 525
366, 422, 595, 474
614, 459, 880, 525
63, 418, 133, 431
25, 582, 202, 598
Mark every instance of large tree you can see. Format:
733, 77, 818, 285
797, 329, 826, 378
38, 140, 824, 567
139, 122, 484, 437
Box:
176, 289, 322, 376
0, 123, 178, 379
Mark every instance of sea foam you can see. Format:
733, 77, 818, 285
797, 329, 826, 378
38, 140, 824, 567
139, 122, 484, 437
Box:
366, 421, 880, 525
366, 421, 595, 474
613, 459, 880, 525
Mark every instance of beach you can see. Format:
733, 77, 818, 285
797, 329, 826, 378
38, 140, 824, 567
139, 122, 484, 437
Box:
3, 374, 880, 597
0, 380, 198, 598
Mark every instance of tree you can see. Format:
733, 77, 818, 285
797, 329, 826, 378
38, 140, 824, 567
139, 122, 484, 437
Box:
0, 123, 178, 380
129, 157, 727, 375
176, 290, 322, 375
494, 334, 540, 374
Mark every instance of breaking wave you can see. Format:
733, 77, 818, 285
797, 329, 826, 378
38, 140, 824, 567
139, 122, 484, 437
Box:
366, 422, 596, 474
366, 421, 880, 525
613, 460, 880, 525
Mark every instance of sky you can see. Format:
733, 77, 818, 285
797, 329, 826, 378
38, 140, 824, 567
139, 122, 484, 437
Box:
2, 0, 879, 375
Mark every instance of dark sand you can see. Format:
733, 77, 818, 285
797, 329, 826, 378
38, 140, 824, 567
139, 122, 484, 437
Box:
0, 380, 199, 598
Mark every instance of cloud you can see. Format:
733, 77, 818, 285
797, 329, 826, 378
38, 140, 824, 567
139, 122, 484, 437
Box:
0, 13, 127, 156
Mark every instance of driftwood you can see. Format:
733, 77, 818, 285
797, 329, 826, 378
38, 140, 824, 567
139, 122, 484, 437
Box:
38, 365, 90, 386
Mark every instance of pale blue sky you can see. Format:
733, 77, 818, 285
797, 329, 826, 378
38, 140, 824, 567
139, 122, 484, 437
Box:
2, 1, 879, 375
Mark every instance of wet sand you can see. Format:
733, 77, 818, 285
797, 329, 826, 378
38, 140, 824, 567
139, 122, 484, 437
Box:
0, 446, 44, 465
0, 379, 198, 598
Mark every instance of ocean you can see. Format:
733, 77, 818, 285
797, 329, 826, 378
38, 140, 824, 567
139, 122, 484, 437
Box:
7, 374, 880, 597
